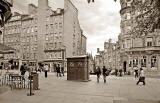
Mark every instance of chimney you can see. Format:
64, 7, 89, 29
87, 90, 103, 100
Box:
38, 0, 48, 8
56, 8, 62, 14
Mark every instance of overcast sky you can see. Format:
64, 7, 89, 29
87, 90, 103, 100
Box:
21, 0, 121, 56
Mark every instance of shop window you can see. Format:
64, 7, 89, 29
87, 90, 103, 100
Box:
141, 56, 146, 67
126, 13, 131, 20
129, 61, 132, 67
147, 42, 152, 47
133, 58, 138, 67
151, 56, 157, 67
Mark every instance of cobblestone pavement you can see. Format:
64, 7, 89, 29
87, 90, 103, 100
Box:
0, 73, 160, 103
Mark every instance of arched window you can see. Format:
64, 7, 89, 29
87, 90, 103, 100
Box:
151, 56, 157, 67
141, 56, 146, 67
133, 58, 138, 67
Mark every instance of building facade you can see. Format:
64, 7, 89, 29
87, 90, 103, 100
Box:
119, 0, 160, 73
3, 0, 86, 71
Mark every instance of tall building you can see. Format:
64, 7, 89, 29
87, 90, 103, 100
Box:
119, 0, 160, 73
103, 39, 120, 70
3, 0, 86, 71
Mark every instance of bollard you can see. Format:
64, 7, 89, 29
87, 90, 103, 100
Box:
27, 73, 34, 96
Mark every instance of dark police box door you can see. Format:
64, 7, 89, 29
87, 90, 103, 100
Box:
66, 55, 89, 81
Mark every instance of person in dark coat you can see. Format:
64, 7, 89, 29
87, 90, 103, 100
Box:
20, 64, 26, 76
119, 69, 123, 77
44, 64, 49, 78
56, 64, 61, 77
134, 66, 139, 78
102, 66, 107, 83
96, 66, 101, 83
115, 69, 118, 76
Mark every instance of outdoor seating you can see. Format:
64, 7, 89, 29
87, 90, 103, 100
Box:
0, 70, 6, 86
10, 74, 25, 90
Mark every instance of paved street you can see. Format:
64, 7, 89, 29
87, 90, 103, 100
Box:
0, 73, 160, 103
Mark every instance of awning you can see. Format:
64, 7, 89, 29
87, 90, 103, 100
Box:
0, 43, 15, 54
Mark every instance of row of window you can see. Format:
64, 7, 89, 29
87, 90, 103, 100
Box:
45, 42, 62, 50
4, 36, 19, 43
122, 38, 160, 48
21, 35, 37, 43
22, 53, 37, 60
45, 33, 62, 41
22, 44, 38, 52
4, 53, 19, 59
22, 26, 38, 34
5, 26, 21, 34
129, 56, 157, 68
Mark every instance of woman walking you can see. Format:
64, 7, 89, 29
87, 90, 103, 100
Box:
96, 67, 101, 83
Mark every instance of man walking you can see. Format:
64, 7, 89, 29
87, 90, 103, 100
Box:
137, 68, 145, 85
20, 64, 26, 76
44, 64, 49, 78
134, 66, 139, 78
102, 66, 107, 83
56, 64, 61, 77
96, 66, 101, 83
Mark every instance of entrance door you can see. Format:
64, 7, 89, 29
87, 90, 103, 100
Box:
123, 61, 127, 73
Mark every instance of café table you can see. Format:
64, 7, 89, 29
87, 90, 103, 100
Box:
10, 74, 25, 90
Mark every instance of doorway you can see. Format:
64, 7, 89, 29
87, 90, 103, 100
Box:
123, 61, 127, 73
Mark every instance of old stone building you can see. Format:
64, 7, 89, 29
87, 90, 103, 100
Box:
98, 39, 120, 70
119, 0, 160, 73
94, 48, 104, 69
2, 0, 86, 71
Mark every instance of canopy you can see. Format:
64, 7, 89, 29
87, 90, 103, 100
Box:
0, 43, 15, 54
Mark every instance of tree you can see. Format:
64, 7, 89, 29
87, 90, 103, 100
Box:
87, 0, 94, 3
0, 0, 12, 27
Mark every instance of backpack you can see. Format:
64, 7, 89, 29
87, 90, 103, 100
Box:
105, 70, 110, 76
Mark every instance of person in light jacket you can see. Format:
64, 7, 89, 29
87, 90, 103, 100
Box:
44, 64, 49, 78
136, 68, 145, 85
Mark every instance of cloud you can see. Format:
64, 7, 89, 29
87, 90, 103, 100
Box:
70, 0, 121, 55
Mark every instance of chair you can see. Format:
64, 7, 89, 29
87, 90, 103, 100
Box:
10, 75, 23, 90
0, 70, 5, 86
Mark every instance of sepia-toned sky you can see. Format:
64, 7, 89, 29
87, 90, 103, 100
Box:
17, 0, 121, 56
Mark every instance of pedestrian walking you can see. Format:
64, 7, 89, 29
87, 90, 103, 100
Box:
20, 64, 26, 76
44, 64, 49, 78
96, 66, 101, 83
136, 68, 145, 85
119, 69, 123, 77
56, 64, 61, 77
115, 69, 118, 76
102, 66, 107, 83
61, 66, 64, 76
135, 67, 138, 78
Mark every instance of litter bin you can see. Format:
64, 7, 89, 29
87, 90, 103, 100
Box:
31, 72, 39, 90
